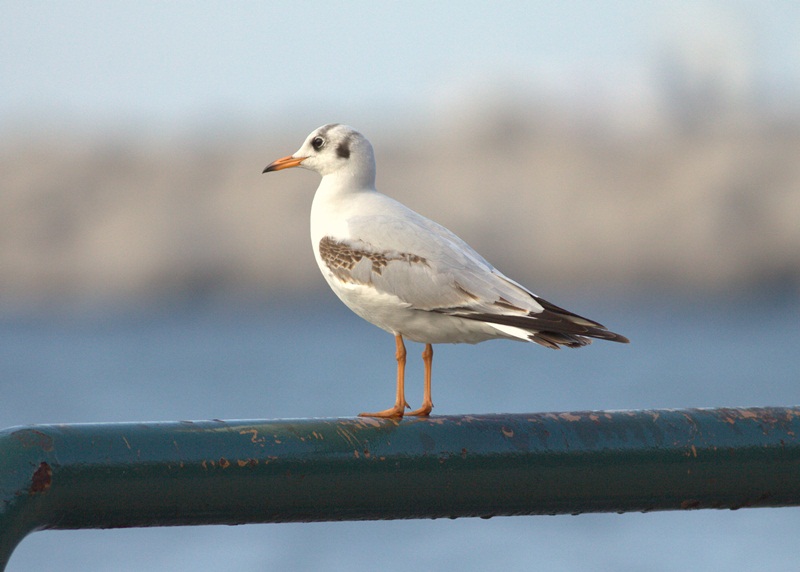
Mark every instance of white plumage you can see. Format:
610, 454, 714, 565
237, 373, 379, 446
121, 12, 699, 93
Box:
264, 124, 628, 418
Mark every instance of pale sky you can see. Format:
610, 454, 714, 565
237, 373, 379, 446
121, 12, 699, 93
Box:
2, 1, 799, 134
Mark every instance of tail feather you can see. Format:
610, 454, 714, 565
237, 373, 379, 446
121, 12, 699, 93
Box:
529, 331, 593, 350
441, 294, 629, 349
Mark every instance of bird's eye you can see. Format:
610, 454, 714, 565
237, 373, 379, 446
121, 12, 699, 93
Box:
311, 136, 325, 150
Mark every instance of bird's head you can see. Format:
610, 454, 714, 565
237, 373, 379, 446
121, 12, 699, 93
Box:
263, 124, 376, 187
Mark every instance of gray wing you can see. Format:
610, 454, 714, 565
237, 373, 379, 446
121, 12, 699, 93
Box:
340, 211, 528, 307
322, 209, 629, 348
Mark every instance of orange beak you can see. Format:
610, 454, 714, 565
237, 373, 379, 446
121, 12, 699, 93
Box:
262, 155, 305, 173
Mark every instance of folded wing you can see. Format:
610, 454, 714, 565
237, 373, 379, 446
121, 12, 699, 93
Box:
322, 211, 629, 349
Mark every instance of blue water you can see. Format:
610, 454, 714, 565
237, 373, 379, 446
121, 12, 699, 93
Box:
2, 293, 799, 571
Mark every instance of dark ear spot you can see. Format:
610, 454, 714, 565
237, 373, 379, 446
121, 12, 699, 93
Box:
336, 140, 350, 159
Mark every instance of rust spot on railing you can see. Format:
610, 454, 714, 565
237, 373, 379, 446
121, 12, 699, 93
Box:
13, 429, 54, 452
29, 462, 52, 494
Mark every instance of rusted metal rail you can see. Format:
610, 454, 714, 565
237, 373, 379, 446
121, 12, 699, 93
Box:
2, 407, 800, 569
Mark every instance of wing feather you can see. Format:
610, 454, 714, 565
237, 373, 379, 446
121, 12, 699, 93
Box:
320, 205, 628, 348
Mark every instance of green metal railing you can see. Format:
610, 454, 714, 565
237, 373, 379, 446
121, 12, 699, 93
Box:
2, 406, 800, 569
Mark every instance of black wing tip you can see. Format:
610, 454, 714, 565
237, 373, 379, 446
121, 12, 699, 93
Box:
529, 328, 629, 349
532, 295, 630, 345
581, 329, 630, 345
609, 332, 630, 344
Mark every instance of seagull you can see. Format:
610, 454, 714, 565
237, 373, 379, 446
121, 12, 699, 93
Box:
263, 124, 629, 418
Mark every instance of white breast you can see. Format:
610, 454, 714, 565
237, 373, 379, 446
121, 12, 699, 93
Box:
309, 180, 504, 344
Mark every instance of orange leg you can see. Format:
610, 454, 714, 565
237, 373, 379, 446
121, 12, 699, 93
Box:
359, 334, 410, 418
407, 343, 434, 417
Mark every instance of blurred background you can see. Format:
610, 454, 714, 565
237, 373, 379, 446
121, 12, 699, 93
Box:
2, 1, 799, 570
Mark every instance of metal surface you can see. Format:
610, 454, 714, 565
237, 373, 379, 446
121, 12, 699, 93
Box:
2, 407, 800, 569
